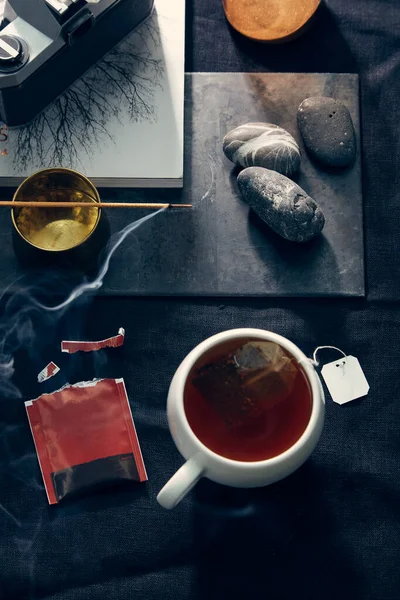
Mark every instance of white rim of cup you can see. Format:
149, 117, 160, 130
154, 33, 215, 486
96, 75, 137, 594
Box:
173, 328, 322, 469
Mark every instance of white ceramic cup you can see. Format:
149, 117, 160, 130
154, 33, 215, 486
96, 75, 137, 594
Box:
157, 328, 325, 509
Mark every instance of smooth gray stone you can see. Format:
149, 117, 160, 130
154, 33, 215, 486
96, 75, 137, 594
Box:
297, 96, 356, 167
237, 167, 325, 243
222, 122, 301, 178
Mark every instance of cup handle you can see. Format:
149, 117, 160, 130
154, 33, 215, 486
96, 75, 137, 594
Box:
157, 455, 204, 509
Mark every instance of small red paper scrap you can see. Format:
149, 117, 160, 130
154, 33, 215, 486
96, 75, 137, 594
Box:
37, 362, 60, 383
61, 327, 125, 354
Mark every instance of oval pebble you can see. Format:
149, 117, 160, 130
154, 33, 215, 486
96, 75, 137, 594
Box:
297, 96, 356, 167
223, 122, 301, 178
237, 166, 325, 243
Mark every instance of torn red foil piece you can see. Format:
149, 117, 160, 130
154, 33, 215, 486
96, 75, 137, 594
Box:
61, 327, 125, 354
25, 378, 147, 504
37, 361, 60, 383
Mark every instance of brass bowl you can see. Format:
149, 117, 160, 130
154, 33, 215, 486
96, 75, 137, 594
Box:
12, 168, 101, 252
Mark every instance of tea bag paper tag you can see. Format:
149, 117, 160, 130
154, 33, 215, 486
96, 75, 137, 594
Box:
321, 356, 369, 405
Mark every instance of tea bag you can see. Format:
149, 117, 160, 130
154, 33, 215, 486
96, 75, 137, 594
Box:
235, 342, 297, 407
193, 341, 297, 428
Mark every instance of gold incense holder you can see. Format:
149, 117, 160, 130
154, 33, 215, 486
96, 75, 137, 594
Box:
12, 168, 101, 252
222, 0, 321, 43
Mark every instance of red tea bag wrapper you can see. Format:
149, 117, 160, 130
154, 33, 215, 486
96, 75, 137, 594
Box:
61, 327, 125, 354
25, 378, 147, 504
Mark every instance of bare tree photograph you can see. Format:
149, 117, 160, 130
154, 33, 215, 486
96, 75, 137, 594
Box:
14, 20, 163, 171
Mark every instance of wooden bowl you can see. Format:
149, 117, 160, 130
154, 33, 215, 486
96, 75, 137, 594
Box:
222, 0, 321, 43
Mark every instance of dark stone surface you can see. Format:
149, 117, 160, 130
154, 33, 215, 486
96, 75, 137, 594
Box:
0, 72, 364, 297
237, 167, 325, 242
297, 96, 356, 167
222, 122, 301, 177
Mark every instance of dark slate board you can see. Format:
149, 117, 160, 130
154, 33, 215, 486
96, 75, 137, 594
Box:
0, 73, 364, 297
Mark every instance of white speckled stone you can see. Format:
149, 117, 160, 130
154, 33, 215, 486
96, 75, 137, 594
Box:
223, 122, 301, 178
237, 167, 325, 243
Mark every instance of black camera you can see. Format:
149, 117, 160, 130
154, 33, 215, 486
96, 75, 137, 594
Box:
0, 0, 154, 126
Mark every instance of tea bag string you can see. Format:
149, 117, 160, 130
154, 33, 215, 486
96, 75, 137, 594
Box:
310, 346, 347, 367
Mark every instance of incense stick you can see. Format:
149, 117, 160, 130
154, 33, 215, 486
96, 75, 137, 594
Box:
0, 201, 192, 209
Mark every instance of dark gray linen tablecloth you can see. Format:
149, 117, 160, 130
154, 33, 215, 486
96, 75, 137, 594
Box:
1, 1, 400, 599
